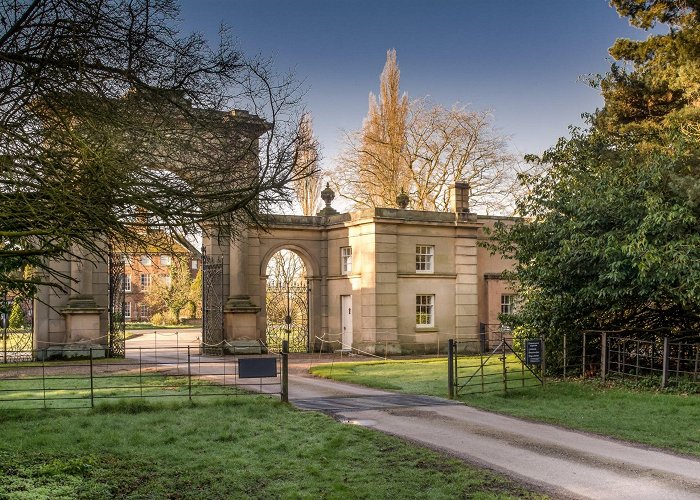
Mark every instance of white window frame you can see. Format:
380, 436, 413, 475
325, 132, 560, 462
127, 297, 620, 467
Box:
140, 273, 151, 291
164, 275, 172, 287
191, 259, 198, 270
141, 255, 152, 266
416, 294, 435, 327
160, 255, 172, 266
501, 294, 516, 315
139, 303, 150, 319
415, 245, 434, 274
341, 247, 352, 275
123, 274, 131, 292
123, 302, 131, 320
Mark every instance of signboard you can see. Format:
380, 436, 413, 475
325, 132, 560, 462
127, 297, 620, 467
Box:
0, 299, 10, 329
525, 340, 542, 365
238, 357, 277, 378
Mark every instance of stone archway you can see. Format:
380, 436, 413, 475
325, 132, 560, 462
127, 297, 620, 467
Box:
201, 218, 325, 351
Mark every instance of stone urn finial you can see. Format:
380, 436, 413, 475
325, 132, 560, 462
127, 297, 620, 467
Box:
317, 183, 339, 216
396, 188, 409, 209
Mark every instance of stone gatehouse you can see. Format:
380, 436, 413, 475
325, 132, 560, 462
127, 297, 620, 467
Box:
207, 183, 515, 354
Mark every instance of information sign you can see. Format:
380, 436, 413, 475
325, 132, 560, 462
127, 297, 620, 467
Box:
525, 340, 542, 365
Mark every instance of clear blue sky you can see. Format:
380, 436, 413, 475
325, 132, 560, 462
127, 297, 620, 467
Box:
179, 0, 649, 169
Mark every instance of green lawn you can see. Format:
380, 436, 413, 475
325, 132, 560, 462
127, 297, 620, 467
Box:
310, 358, 700, 457
0, 396, 540, 499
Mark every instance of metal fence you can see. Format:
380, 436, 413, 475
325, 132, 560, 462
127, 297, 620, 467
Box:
448, 336, 543, 396
511, 331, 700, 391
0, 345, 288, 409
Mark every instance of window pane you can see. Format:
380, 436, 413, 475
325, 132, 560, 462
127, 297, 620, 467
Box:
416, 246, 434, 273
341, 247, 352, 274
416, 294, 434, 326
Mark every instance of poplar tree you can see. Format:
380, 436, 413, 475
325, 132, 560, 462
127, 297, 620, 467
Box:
335, 49, 516, 213
292, 113, 322, 216
337, 49, 410, 208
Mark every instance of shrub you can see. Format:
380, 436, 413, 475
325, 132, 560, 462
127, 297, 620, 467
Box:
150, 312, 165, 326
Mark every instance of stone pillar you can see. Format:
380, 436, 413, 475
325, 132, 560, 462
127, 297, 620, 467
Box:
223, 229, 261, 343
454, 228, 479, 349
61, 246, 105, 346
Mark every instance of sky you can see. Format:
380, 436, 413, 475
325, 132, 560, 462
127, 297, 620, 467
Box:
178, 0, 651, 170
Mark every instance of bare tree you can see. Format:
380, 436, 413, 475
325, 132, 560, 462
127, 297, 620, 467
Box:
333, 50, 518, 214
406, 99, 516, 214
292, 113, 322, 215
266, 250, 306, 286
0, 0, 314, 297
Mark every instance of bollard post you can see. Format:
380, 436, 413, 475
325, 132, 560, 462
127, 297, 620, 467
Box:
281, 340, 289, 403
447, 339, 454, 399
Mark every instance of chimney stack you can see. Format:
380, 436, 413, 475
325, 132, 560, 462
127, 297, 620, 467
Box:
449, 182, 470, 214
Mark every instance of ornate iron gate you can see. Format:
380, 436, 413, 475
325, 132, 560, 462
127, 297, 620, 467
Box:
1, 292, 33, 363
202, 253, 224, 355
265, 280, 309, 353
108, 250, 126, 357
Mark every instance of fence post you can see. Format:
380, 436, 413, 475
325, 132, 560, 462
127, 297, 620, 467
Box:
447, 339, 454, 399
502, 339, 508, 394
541, 336, 546, 387
582, 332, 586, 379
281, 340, 289, 403
89, 348, 94, 408
601, 332, 607, 383
187, 346, 192, 401
661, 336, 669, 389
563, 334, 567, 380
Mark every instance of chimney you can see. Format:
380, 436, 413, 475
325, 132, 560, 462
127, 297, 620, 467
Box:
449, 182, 470, 214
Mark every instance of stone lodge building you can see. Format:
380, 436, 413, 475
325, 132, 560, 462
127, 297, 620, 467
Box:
206, 182, 515, 354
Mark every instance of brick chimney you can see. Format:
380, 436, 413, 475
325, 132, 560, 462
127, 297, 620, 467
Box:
449, 182, 470, 214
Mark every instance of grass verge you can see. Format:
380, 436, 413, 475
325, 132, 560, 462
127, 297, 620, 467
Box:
0, 396, 540, 499
310, 358, 700, 457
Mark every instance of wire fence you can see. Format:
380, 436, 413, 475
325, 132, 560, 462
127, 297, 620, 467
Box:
0, 346, 286, 410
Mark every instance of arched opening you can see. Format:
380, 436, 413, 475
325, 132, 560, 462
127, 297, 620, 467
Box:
264, 249, 309, 352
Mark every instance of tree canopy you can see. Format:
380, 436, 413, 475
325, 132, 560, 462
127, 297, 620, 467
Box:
0, 0, 313, 297
492, 0, 700, 338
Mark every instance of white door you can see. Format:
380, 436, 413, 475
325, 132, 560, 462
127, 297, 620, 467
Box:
341, 295, 353, 350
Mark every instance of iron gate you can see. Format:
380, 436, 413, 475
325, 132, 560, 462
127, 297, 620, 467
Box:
449, 335, 543, 396
1, 292, 33, 363
265, 280, 309, 353
108, 251, 126, 357
202, 253, 224, 355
